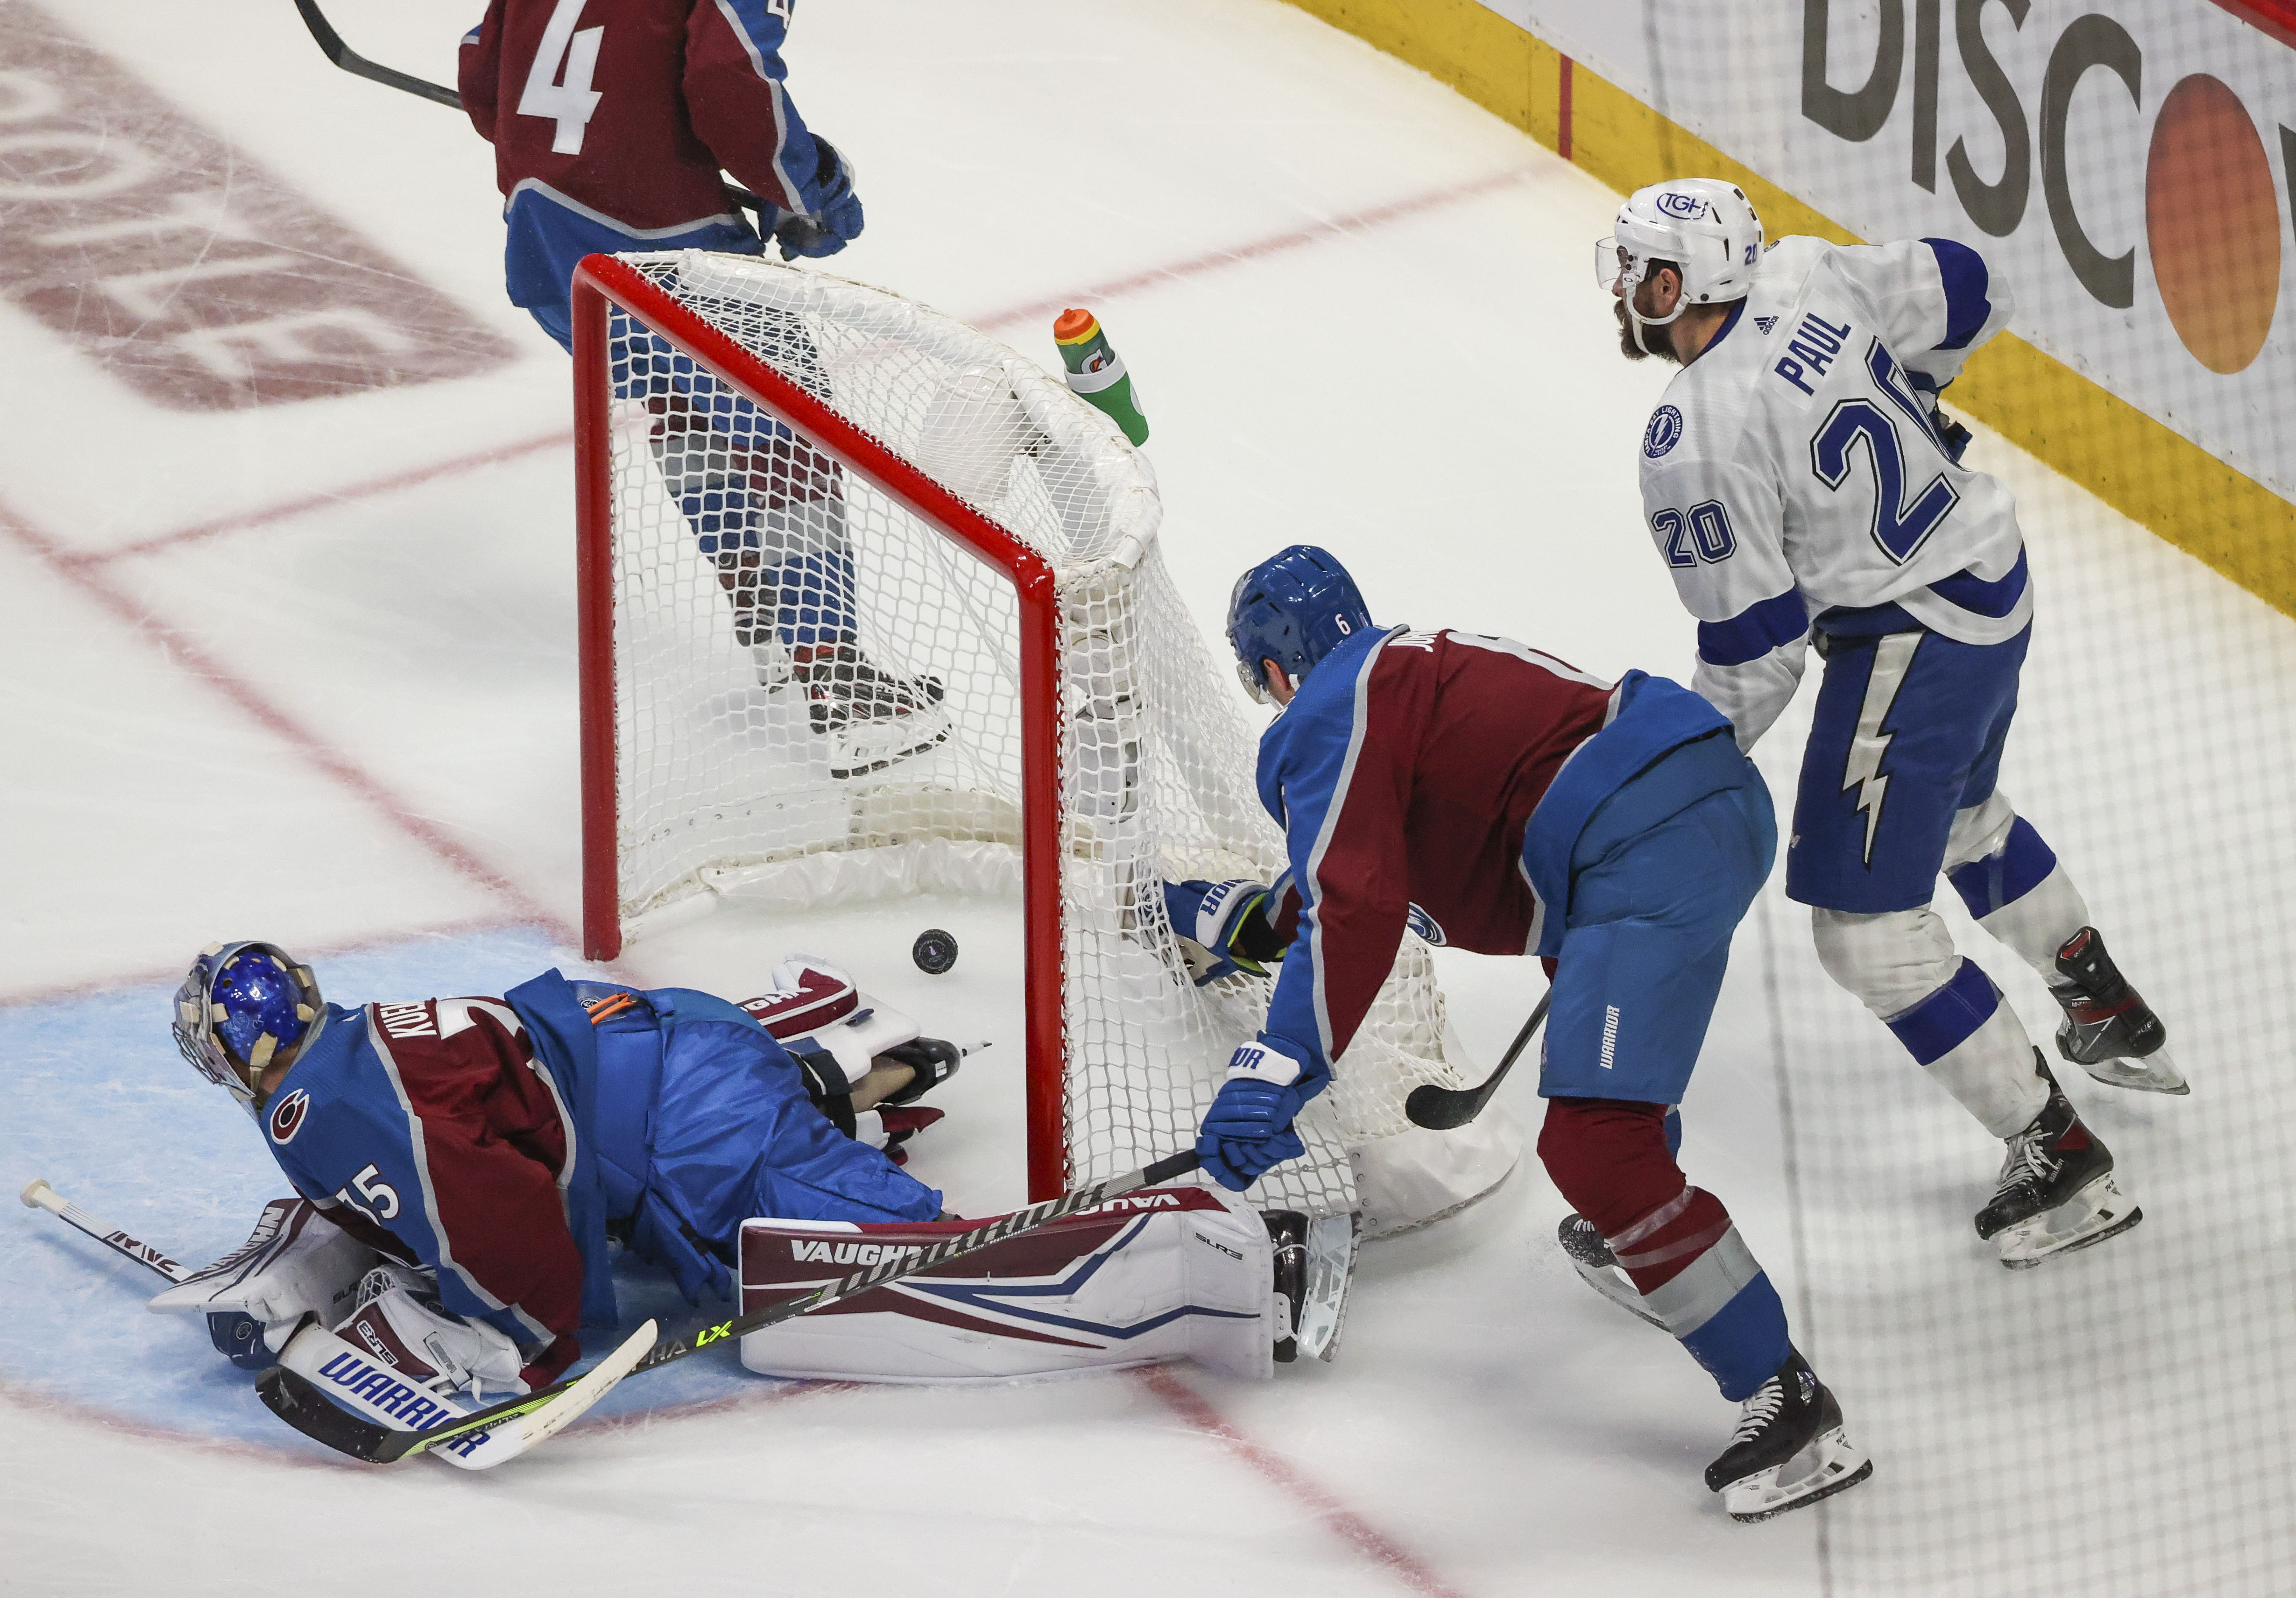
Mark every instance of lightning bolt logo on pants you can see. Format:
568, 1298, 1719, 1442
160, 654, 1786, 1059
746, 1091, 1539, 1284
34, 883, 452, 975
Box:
1841, 633, 1922, 866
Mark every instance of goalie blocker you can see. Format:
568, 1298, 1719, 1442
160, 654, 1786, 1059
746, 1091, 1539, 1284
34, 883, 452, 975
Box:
738, 1186, 1354, 1382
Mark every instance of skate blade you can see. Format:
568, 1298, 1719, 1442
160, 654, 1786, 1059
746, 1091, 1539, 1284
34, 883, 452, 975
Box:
1996, 1173, 2144, 1269
1721, 1426, 1873, 1523
2077, 1046, 2188, 1096
824, 707, 952, 780
1568, 1255, 1667, 1331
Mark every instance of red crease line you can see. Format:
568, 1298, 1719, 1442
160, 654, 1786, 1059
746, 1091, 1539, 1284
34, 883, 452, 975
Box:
1, 502, 575, 949
75, 169, 1530, 565
0, 914, 549, 1011
1135, 1365, 1471, 1598
974, 166, 1534, 333
73, 430, 572, 567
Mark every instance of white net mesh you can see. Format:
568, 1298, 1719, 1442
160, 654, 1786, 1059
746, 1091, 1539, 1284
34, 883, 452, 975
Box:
592, 250, 1517, 1229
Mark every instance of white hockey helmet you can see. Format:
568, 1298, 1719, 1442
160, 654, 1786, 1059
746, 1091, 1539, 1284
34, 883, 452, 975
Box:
1597, 179, 1763, 325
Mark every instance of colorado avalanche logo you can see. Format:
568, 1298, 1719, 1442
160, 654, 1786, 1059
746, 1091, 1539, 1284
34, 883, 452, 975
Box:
1405, 903, 1447, 946
268, 1088, 310, 1145
1654, 191, 1710, 220
1643, 405, 1684, 459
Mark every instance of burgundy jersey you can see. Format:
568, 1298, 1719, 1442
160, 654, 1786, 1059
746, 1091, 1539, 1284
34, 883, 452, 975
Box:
1256, 628, 1614, 1072
262, 997, 586, 1386
459, 0, 827, 230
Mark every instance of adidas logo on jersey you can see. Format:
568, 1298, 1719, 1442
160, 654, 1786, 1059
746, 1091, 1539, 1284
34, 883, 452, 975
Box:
1755, 315, 1778, 334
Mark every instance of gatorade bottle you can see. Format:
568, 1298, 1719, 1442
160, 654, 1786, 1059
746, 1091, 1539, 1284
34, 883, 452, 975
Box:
1053, 308, 1150, 447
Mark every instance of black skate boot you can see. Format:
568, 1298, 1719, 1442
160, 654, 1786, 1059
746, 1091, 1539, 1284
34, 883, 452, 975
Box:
1557, 1213, 1664, 1329
2049, 927, 2186, 1095
1263, 1211, 1309, 1363
1706, 1348, 1872, 1521
1975, 1055, 2143, 1269
794, 640, 950, 778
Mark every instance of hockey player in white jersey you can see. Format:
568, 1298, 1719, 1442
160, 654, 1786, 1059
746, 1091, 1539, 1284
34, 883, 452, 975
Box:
1598, 178, 2180, 1270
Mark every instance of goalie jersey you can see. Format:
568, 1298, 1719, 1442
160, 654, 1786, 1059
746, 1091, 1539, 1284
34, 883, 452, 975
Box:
1639, 236, 2022, 749
255, 970, 937, 1387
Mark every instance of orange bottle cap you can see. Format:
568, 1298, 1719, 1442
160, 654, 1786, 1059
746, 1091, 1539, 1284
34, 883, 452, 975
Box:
1053, 308, 1097, 342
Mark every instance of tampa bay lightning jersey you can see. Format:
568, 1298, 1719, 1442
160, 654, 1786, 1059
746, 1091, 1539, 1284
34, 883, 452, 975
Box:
1637, 236, 2024, 749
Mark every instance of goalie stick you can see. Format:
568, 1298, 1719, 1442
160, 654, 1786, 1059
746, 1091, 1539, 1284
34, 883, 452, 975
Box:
288, 0, 825, 255
1404, 991, 1550, 1131
21, 1177, 194, 1284
256, 1149, 1208, 1466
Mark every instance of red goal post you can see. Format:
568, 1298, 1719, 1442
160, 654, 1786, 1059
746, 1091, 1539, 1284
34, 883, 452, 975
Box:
570, 252, 1070, 1199
566, 249, 1515, 1231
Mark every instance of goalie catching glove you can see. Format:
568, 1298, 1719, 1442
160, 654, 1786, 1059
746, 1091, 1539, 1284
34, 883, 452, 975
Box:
1197, 1035, 1328, 1192
333, 1262, 534, 1403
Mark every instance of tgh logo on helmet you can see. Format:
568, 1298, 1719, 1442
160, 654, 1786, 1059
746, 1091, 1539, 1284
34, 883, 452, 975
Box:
1655, 191, 1711, 220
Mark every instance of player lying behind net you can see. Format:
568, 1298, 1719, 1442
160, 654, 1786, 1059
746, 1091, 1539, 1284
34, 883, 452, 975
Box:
161, 946, 1336, 1430
1601, 179, 2178, 1269
1166, 546, 1871, 1521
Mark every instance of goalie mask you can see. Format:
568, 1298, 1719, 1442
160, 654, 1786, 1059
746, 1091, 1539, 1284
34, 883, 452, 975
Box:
1598, 179, 1762, 347
173, 942, 321, 1114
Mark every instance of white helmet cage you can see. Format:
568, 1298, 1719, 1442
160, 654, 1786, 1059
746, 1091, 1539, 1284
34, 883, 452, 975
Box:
1597, 179, 1764, 328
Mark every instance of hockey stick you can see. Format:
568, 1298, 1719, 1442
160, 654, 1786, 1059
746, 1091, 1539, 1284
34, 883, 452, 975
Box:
288, 0, 809, 245
1404, 991, 1551, 1131
291, 0, 462, 109
256, 1148, 1207, 1465
20, 1178, 194, 1284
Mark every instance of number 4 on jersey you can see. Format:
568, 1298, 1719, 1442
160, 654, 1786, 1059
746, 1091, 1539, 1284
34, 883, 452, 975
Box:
518, 0, 603, 155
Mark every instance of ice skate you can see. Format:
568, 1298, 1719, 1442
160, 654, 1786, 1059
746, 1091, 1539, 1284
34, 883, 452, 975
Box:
794, 640, 951, 777
1706, 1348, 1872, 1521
2049, 927, 2186, 1095
1557, 1213, 1664, 1329
1976, 1056, 2143, 1269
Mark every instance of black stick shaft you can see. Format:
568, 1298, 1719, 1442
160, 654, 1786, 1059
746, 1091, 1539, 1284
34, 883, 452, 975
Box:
291, 0, 772, 219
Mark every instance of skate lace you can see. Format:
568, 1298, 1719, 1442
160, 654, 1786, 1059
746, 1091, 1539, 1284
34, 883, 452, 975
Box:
1992, 1130, 2060, 1205
1728, 1379, 1786, 1448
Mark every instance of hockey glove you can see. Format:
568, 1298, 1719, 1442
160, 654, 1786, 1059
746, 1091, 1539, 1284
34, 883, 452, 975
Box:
1196, 1036, 1326, 1192
333, 1265, 531, 1401
1911, 374, 1974, 465
1164, 877, 1288, 986
776, 138, 864, 259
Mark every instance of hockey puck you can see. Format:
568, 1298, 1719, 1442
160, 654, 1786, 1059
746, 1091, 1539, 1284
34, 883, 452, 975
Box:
912, 929, 959, 975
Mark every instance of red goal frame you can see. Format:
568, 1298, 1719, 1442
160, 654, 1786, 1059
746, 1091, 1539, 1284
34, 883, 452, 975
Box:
569, 253, 1071, 1201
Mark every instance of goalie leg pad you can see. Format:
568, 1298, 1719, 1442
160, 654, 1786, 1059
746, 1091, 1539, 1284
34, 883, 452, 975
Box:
736, 1187, 1284, 1383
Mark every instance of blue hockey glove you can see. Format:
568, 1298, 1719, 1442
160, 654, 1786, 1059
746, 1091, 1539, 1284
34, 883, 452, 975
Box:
776, 138, 864, 260
1910, 374, 1973, 464
1195, 1036, 1326, 1192
1163, 877, 1286, 986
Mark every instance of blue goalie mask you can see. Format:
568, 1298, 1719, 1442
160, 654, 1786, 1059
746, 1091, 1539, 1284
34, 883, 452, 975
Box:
173, 942, 321, 1112
1227, 544, 1375, 703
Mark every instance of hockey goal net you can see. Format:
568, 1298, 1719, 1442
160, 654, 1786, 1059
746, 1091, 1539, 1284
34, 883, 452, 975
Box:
571, 250, 1518, 1232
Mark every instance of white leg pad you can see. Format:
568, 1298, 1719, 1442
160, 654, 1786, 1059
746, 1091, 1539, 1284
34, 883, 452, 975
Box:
1812, 907, 2046, 1136
1921, 1002, 2048, 1138
1977, 864, 2091, 980
1812, 905, 1959, 1018
1941, 789, 2018, 871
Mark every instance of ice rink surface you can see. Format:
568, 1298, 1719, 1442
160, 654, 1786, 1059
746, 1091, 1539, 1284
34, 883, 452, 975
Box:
4, 3, 2290, 1594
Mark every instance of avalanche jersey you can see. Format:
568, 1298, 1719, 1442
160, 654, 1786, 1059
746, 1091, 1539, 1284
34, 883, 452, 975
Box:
459, 0, 832, 330
258, 980, 598, 1386
1254, 627, 1729, 1078
1639, 235, 2024, 749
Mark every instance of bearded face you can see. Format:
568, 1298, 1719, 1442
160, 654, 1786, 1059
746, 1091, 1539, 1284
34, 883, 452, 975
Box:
1614, 275, 1685, 364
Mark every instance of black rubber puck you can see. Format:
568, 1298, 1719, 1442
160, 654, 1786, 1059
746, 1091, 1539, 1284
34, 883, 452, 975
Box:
912, 928, 959, 975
